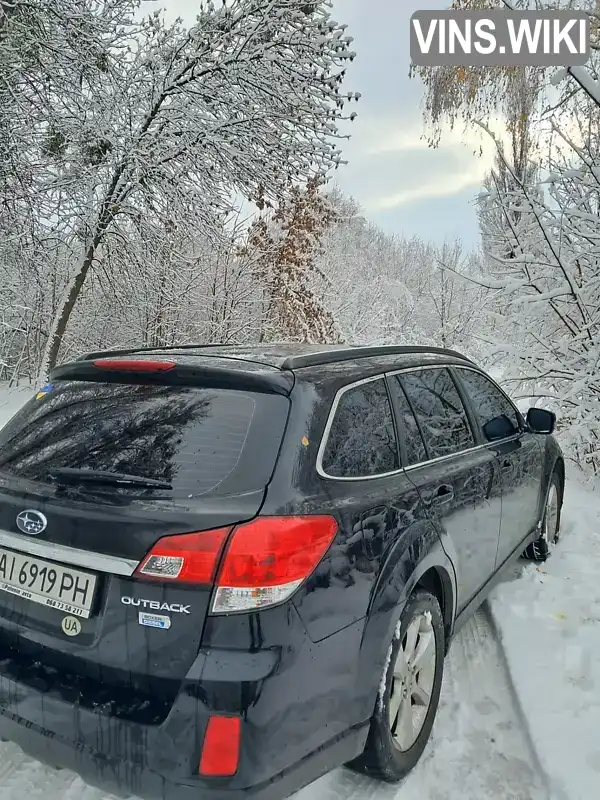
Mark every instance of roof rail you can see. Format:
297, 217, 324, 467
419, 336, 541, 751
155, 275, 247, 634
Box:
280, 345, 474, 370
80, 343, 226, 361
79, 342, 475, 370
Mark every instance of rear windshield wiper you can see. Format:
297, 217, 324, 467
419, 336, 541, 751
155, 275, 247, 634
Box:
48, 467, 172, 490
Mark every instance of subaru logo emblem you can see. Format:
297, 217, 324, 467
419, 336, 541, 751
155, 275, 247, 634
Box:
16, 510, 47, 536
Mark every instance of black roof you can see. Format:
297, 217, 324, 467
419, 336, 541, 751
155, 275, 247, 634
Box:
80, 342, 475, 371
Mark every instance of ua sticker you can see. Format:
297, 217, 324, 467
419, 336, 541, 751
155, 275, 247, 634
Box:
61, 615, 82, 637
36, 383, 54, 400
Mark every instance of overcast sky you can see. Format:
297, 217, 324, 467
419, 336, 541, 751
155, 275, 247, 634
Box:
163, 0, 497, 247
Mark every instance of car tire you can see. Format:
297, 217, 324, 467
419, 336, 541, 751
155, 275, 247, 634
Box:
349, 589, 445, 782
524, 471, 562, 562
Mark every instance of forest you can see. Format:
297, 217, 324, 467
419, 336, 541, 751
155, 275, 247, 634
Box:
2, 0, 600, 475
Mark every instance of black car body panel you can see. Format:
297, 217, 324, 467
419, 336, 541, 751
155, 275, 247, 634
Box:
0, 343, 564, 800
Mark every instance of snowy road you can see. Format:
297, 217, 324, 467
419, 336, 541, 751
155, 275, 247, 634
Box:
0, 609, 547, 800
294, 606, 547, 800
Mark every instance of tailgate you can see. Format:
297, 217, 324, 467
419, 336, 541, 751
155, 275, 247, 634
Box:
0, 377, 289, 712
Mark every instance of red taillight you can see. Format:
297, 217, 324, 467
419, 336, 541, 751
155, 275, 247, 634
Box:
134, 516, 338, 612
135, 528, 231, 583
214, 516, 338, 613
93, 359, 176, 372
199, 715, 241, 777
217, 516, 337, 587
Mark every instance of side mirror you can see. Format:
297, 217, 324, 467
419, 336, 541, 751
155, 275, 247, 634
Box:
483, 414, 518, 442
527, 407, 556, 435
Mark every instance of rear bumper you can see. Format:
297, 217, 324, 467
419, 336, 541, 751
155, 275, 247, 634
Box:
0, 608, 370, 800
0, 703, 367, 800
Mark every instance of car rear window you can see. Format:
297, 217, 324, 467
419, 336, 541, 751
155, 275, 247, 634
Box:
0, 381, 289, 499
320, 378, 399, 478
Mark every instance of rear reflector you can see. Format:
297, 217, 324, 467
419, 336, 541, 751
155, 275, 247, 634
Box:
135, 528, 231, 583
93, 359, 176, 372
199, 715, 241, 777
135, 516, 338, 612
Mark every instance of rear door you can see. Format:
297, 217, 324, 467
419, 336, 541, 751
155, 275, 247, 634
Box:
0, 378, 288, 705
306, 375, 420, 640
388, 367, 502, 612
453, 367, 543, 567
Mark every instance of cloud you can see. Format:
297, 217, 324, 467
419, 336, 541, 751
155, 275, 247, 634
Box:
371, 163, 489, 209
339, 113, 501, 211
366, 117, 504, 158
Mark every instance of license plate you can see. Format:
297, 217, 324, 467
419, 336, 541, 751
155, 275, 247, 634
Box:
0, 547, 96, 618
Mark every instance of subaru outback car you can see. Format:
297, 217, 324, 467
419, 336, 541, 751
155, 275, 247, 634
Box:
0, 343, 563, 799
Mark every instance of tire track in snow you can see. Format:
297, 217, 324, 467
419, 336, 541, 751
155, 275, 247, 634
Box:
486, 595, 561, 800
295, 604, 548, 800
0, 606, 545, 800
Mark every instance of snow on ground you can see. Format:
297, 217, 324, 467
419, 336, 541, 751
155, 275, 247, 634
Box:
0, 385, 32, 426
0, 386, 595, 800
489, 477, 600, 800
294, 607, 546, 800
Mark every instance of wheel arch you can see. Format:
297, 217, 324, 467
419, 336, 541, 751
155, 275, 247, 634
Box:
414, 565, 454, 648
354, 522, 456, 723
535, 442, 565, 527
554, 455, 565, 502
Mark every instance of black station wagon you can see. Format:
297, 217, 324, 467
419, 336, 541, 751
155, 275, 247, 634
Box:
0, 343, 564, 799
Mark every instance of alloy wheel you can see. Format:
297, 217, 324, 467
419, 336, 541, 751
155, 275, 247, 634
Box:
388, 611, 436, 752
544, 483, 559, 546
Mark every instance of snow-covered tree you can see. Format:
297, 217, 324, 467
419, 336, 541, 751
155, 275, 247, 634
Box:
244, 178, 341, 343
478, 94, 600, 472
414, 0, 600, 472
308, 189, 489, 354
415, 1, 600, 130
425, 240, 489, 353
0, 0, 358, 378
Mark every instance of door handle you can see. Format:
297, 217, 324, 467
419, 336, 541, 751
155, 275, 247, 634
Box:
423, 484, 454, 507
501, 459, 513, 473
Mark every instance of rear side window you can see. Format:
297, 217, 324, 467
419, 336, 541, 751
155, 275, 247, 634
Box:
0, 381, 288, 498
399, 368, 475, 460
321, 378, 399, 478
388, 377, 427, 466
457, 369, 520, 441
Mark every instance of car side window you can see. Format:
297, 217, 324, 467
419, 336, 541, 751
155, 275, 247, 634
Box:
399, 368, 475, 459
457, 369, 520, 442
321, 378, 399, 478
388, 377, 428, 466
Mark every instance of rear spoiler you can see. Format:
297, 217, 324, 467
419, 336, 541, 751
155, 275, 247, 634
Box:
49, 359, 295, 397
